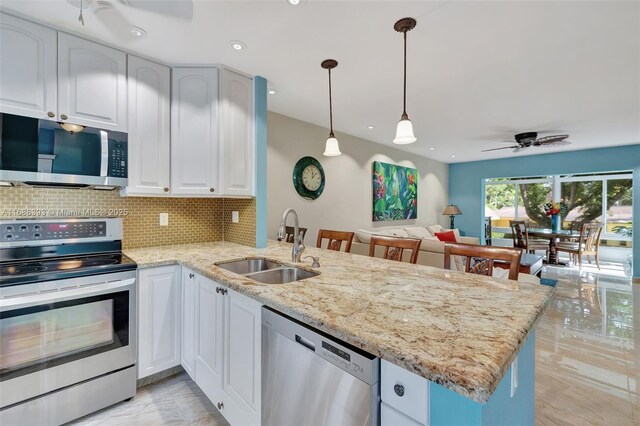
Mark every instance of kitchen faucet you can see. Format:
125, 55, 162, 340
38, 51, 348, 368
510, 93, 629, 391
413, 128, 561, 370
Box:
277, 208, 305, 263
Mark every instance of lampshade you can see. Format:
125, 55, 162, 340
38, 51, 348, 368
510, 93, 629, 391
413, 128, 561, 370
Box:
60, 122, 85, 134
323, 136, 341, 156
393, 117, 416, 144
442, 204, 462, 216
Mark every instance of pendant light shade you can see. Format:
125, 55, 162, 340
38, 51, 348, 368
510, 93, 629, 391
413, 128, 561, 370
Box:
394, 117, 416, 145
393, 17, 417, 145
323, 136, 341, 156
321, 59, 341, 157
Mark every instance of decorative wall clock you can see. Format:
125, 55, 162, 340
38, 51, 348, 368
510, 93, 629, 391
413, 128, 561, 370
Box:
293, 156, 325, 200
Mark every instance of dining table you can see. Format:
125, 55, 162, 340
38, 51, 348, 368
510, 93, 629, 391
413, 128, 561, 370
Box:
528, 228, 581, 264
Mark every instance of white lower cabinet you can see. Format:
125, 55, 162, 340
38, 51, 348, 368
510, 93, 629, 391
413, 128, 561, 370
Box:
381, 360, 430, 426
181, 268, 197, 380
137, 266, 181, 379
222, 288, 262, 426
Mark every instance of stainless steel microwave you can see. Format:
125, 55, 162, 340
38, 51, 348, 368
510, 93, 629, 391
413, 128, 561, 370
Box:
0, 113, 128, 187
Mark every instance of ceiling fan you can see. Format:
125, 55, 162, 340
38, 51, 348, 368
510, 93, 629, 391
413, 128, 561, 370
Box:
482, 132, 570, 153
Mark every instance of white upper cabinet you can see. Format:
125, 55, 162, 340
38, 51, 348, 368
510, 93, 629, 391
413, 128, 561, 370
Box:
171, 67, 219, 196
220, 70, 254, 197
0, 13, 57, 120
124, 56, 171, 196
57, 33, 127, 131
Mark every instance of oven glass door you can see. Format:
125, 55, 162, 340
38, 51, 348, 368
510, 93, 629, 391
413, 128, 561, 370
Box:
0, 291, 129, 381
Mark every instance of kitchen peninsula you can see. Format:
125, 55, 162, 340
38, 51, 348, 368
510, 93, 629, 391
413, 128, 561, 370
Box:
126, 240, 553, 426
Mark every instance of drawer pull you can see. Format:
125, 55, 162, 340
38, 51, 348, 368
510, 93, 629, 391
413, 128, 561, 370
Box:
163, 187, 169, 192
394, 384, 405, 397
47, 111, 55, 118
217, 401, 224, 410
60, 114, 68, 120
189, 273, 194, 279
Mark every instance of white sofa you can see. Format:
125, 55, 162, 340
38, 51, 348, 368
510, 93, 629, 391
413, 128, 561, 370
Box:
350, 224, 540, 284
350, 224, 479, 270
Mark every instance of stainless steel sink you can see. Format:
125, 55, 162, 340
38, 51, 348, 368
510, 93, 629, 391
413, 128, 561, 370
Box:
216, 258, 282, 275
245, 267, 319, 284
215, 257, 319, 284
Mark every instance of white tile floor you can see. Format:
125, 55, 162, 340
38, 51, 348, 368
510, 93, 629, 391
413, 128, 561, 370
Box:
71, 262, 638, 426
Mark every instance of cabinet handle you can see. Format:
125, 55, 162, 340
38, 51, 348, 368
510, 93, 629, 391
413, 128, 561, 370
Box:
163, 187, 169, 192
209, 187, 215, 193
394, 384, 405, 397
60, 114, 68, 120
216, 287, 220, 294
47, 111, 55, 118
216, 287, 227, 295
217, 402, 224, 410
189, 273, 194, 279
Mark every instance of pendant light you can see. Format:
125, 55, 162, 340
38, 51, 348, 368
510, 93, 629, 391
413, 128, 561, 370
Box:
393, 17, 417, 145
321, 59, 341, 156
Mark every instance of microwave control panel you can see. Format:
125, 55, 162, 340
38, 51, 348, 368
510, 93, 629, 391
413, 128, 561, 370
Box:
109, 141, 128, 178
3, 221, 107, 242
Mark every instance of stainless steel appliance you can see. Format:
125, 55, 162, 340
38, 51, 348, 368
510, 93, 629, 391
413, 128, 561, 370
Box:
0, 218, 137, 425
0, 113, 128, 187
262, 307, 380, 426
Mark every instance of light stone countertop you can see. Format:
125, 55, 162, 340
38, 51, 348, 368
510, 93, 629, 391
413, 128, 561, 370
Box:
125, 240, 554, 403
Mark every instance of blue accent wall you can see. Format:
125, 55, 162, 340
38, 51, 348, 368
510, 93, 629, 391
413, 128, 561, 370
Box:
254, 76, 268, 248
430, 330, 536, 426
448, 145, 640, 278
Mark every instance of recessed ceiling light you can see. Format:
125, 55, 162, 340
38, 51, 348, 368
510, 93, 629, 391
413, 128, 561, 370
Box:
450, 154, 456, 158
230, 40, 246, 51
288, 0, 301, 5
429, 147, 435, 150
130, 26, 147, 37
268, 89, 276, 95
368, 125, 375, 129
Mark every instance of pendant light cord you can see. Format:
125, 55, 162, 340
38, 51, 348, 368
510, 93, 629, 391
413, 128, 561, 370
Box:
402, 30, 408, 119
328, 68, 334, 137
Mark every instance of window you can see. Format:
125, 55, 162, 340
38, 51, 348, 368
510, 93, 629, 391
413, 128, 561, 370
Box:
485, 172, 633, 239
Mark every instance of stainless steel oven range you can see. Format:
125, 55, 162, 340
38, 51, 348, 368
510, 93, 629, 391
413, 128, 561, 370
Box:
0, 218, 137, 425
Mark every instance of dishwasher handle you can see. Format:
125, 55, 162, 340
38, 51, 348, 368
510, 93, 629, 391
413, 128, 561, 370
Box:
295, 334, 316, 352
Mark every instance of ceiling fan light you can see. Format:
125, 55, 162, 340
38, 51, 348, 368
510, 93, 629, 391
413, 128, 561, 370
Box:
323, 136, 341, 156
393, 118, 416, 144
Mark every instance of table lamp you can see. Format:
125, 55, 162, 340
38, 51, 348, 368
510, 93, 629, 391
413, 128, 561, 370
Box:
442, 204, 462, 229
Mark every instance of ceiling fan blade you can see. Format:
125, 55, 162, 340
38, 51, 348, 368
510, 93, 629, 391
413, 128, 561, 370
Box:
482, 146, 519, 152
535, 135, 569, 144
534, 140, 571, 148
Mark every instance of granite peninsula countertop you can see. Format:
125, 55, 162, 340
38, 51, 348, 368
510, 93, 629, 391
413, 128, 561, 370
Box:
125, 240, 554, 403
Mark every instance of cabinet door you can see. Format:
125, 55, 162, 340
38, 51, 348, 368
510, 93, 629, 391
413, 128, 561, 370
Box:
123, 56, 170, 196
220, 69, 254, 196
222, 288, 261, 426
137, 266, 181, 379
171, 68, 219, 196
57, 32, 127, 131
181, 268, 197, 380
195, 274, 225, 405
0, 13, 57, 120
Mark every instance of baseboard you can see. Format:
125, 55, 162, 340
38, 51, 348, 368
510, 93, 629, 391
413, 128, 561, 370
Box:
136, 365, 184, 388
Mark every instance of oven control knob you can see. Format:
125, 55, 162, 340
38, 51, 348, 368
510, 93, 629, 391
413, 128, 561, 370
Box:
5, 225, 13, 232
34, 233, 41, 238
4, 234, 13, 239
33, 225, 41, 231
20, 225, 28, 231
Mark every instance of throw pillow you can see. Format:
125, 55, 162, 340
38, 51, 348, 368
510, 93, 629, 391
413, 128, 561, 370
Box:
428, 224, 445, 235
403, 226, 433, 239
434, 231, 457, 242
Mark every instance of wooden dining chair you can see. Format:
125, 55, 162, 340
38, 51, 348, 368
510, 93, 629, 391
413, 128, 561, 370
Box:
277, 226, 308, 244
509, 220, 548, 255
556, 223, 604, 269
316, 229, 355, 253
369, 235, 422, 264
444, 242, 522, 280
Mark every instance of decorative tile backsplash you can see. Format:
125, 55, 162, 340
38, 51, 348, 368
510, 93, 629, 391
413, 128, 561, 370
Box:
0, 187, 256, 249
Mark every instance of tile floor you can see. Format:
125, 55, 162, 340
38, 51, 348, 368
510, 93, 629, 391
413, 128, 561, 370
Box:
72, 262, 638, 426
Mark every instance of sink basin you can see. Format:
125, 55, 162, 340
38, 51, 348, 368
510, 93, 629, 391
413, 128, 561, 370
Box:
216, 258, 283, 275
246, 267, 319, 284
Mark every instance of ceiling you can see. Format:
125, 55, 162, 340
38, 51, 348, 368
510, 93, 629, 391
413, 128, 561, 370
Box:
2, 0, 639, 163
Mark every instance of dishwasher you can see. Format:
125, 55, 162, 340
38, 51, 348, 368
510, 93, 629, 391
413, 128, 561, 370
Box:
262, 307, 380, 426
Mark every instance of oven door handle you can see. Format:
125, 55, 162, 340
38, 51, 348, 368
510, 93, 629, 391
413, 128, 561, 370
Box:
0, 278, 135, 312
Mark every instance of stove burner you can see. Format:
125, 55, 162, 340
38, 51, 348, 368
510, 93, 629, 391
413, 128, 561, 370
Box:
1, 264, 47, 275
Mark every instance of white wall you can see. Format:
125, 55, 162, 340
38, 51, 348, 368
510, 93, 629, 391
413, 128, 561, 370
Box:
267, 112, 449, 245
